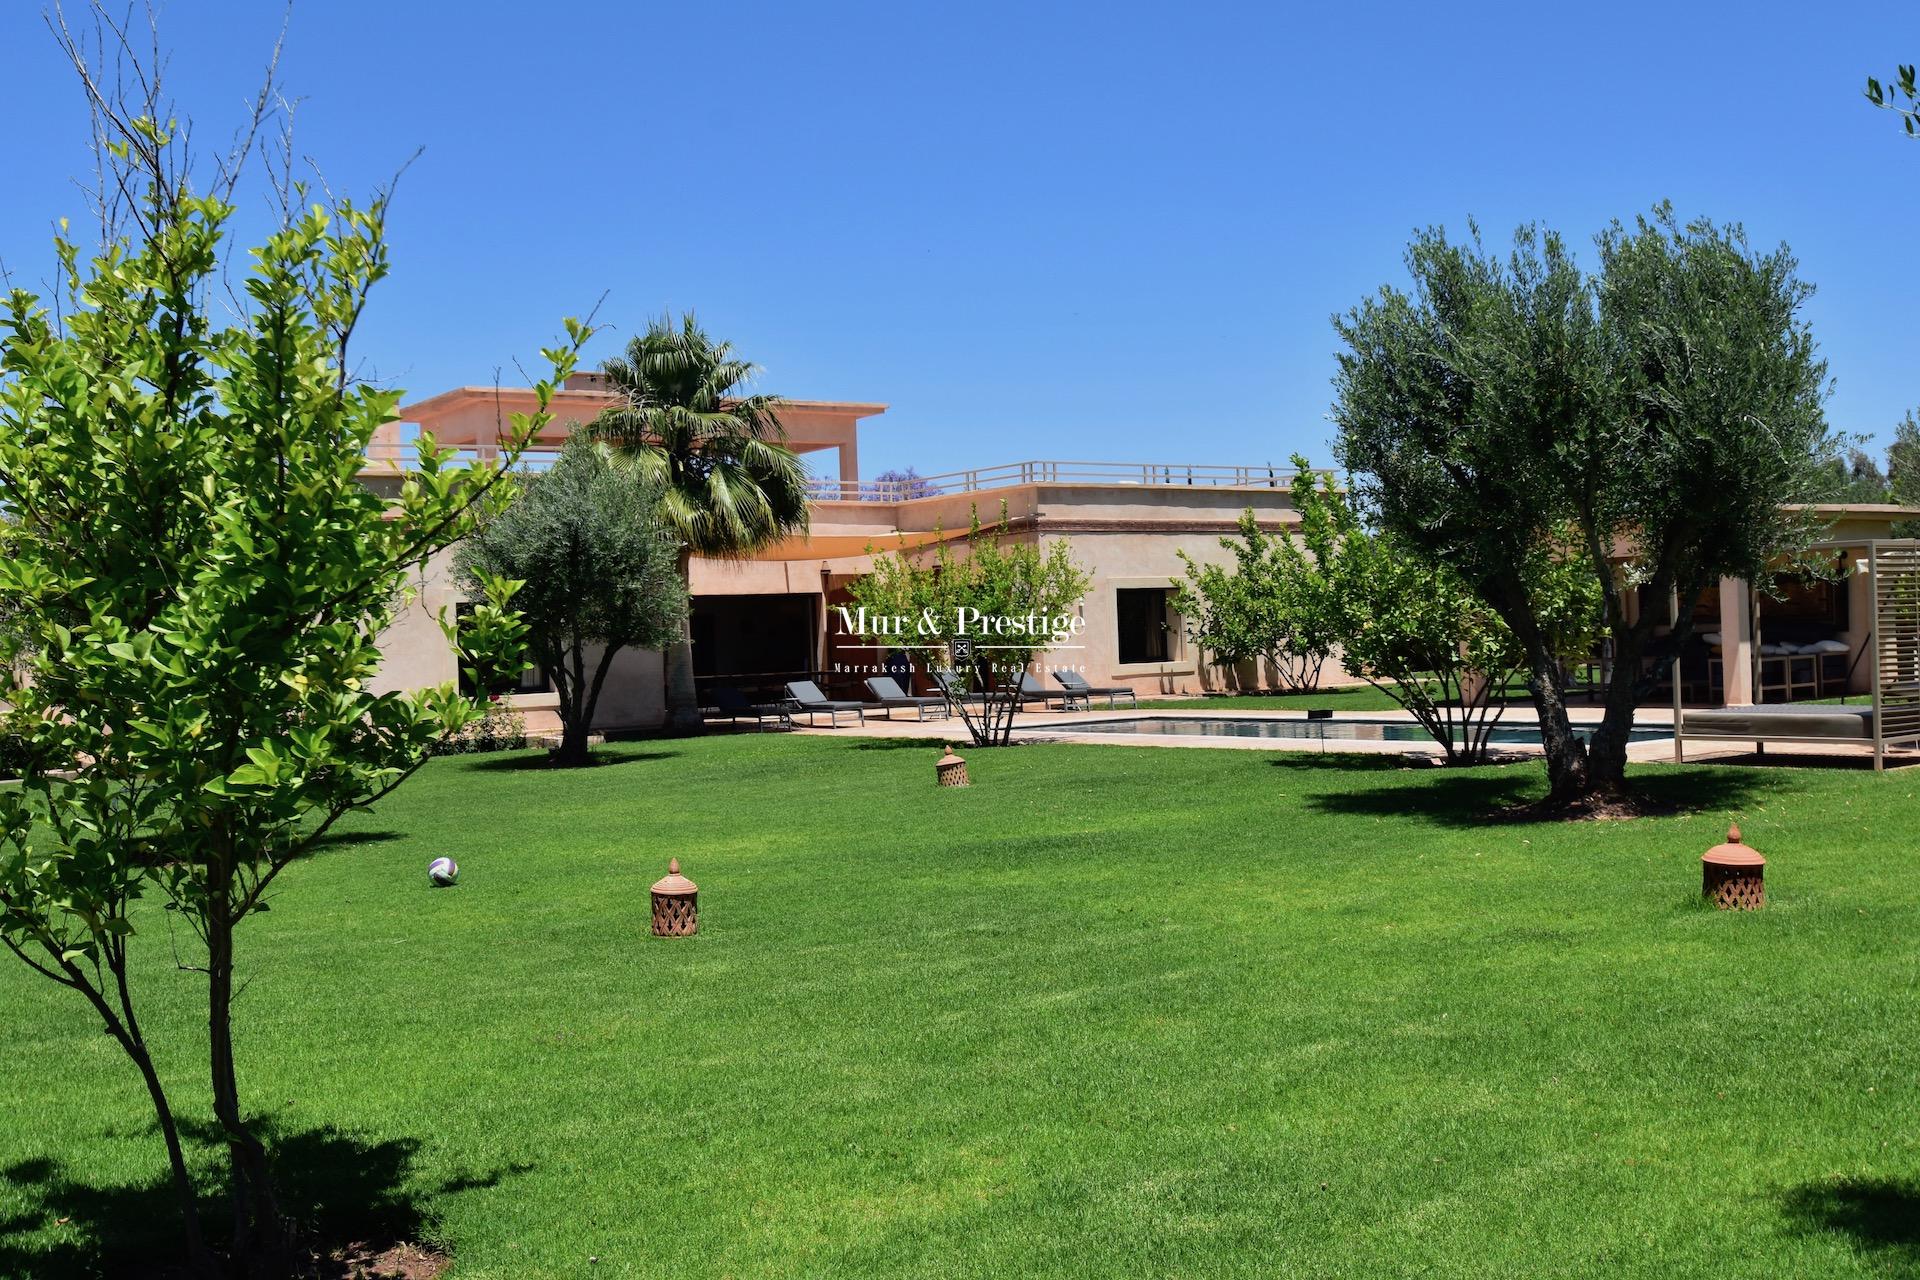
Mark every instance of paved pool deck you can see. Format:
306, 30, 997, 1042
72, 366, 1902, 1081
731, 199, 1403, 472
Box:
770, 702, 1913, 768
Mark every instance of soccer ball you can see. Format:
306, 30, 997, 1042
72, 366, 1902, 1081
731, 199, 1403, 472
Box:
427, 857, 459, 887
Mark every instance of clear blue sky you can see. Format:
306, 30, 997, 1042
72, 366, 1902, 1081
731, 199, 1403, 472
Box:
2, 2, 1917, 480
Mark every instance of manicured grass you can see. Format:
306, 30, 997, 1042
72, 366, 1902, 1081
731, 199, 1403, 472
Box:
5, 737, 1920, 1277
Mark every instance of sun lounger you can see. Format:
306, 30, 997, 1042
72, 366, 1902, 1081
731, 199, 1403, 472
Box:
864, 676, 950, 720
701, 686, 791, 730
1052, 670, 1138, 710
1018, 671, 1067, 709
932, 668, 990, 706
784, 680, 867, 727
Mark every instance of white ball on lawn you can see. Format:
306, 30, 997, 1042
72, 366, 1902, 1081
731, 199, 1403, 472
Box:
428, 856, 459, 887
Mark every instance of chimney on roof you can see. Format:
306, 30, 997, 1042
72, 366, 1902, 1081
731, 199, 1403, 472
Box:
563, 370, 608, 391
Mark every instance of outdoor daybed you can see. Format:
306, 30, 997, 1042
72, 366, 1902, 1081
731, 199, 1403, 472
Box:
1673, 701, 1920, 768
1679, 703, 1874, 744
1667, 540, 1920, 770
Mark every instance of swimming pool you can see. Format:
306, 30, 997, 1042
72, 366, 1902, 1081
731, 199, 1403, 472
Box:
1041, 715, 1671, 745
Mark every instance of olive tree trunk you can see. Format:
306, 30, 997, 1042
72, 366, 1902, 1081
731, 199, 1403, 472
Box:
1483, 577, 1599, 806
1496, 569, 1700, 808
551, 639, 624, 767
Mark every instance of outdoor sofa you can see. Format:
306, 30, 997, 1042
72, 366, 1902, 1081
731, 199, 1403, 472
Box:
1696, 631, 1855, 703
864, 676, 950, 720
784, 680, 867, 727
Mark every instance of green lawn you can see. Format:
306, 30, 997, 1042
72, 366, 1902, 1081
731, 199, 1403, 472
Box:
4, 737, 1919, 1278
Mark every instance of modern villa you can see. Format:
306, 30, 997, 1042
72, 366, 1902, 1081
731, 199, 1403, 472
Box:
362, 375, 1920, 735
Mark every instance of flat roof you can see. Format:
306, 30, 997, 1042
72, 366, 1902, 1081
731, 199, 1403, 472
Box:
396, 385, 888, 419
1789, 502, 1920, 519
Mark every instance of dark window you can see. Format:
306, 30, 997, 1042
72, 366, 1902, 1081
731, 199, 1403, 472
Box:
1766, 574, 1846, 627
1116, 588, 1172, 664
1641, 570, 1849, 631
453, 602, 551, 696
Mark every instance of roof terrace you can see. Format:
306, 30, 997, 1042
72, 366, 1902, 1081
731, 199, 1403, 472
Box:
363, 383, 1324, 501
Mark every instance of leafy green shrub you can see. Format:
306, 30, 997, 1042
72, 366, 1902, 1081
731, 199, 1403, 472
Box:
434, 698, 528, 756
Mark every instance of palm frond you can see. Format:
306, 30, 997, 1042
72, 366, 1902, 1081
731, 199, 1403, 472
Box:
588, 311, 810, 557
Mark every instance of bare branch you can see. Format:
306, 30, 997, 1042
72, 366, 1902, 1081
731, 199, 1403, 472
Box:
48, 0, 287, 252
209, 2, 289, 203
2, 932, 83, 991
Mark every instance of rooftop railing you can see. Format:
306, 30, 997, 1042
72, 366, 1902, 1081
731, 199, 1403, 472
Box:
807, 460, 1323, 502
361, 442, 565, 471
361, 447, 1323, 498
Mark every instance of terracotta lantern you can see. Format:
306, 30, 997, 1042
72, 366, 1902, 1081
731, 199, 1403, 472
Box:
1701, 824, 1765, 910
650, 858, 698, 936
935, 743, 970, 788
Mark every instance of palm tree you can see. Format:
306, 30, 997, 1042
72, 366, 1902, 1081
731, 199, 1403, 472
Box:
591, 313, 811, 732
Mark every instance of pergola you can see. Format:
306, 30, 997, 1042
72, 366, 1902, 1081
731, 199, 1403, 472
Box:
1675, 539, 1920, 770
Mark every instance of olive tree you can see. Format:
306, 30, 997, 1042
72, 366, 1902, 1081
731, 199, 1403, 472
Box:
0, 43, 582, 1276
1866, 65, 1920, 135
1333, 208, 1835, 806
456, 435, 690, 766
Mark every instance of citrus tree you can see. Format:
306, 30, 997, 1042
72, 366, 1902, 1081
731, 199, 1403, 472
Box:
851, 507, 1090, 745
1292, 467, 1504, 761
1172, 507, 1336, 694
0, 100, 584, 1279
1284, 461, 1600, 764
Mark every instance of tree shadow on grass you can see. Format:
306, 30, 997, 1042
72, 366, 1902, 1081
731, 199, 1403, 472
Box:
853, 736, 974, 751
1780, 1176, 1920, 1269
306, 830, 404, 854
0, 1119, 528, 1278
1296, 759, 1773, 828
1269, 752, 1448, 773
458, 749, 681, 772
